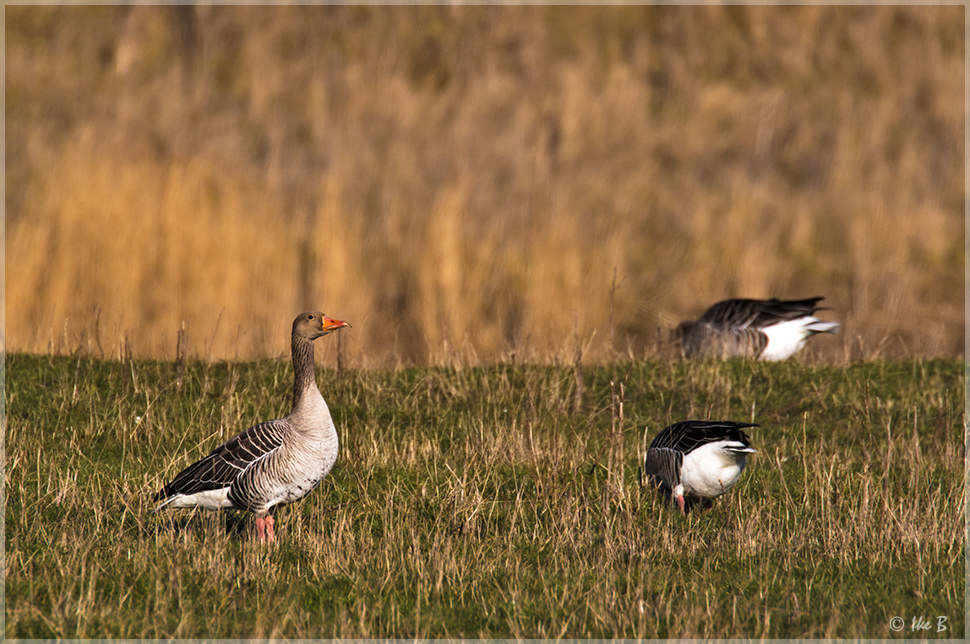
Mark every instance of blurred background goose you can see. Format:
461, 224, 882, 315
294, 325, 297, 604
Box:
675, 297, 839, 360
642, 420, 757, 514
154, 311, 349, 543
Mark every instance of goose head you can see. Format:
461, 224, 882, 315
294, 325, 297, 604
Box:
294, 311, 349, 340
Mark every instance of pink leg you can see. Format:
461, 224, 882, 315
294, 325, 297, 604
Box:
254, 515, 277, 544
676, 494, 686, 515
264, 515, 276, 543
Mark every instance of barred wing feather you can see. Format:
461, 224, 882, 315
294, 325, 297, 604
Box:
154, 419, 289, 502
700, 297, 826, 330
649, 420, 758, 454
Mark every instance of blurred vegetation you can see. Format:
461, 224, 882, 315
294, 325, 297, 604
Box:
5, 5, 964, 364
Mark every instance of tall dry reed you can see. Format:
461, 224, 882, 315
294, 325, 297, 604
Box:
6, 5, 964, 364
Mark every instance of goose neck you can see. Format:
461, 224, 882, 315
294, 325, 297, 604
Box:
291, 333, 318, 409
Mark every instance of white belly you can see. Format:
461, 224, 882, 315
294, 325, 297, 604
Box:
760, 319, 812, 360
164, 488, 232, 510
680, 442, 750, 498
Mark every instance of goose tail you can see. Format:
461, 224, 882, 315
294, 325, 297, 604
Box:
152, 494, 176, 514
805, 319, 840, 335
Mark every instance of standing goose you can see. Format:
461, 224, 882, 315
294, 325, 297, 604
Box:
154, 311, 349, 543
642, 420, 757, 514
675, 297, 839, 360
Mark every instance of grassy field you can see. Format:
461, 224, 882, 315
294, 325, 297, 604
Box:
4, 352, 964, 638
5, 5, 965, 364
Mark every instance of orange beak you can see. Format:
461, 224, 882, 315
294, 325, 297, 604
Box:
322, 316, 350, 331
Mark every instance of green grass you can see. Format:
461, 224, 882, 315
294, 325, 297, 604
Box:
4, 353, 965, 638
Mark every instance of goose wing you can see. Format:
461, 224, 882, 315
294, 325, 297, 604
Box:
154, 418, 289, 503
649, 420, 758, 454
700, 297, 826, 330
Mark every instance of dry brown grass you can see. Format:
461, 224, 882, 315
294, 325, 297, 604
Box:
5, 5, 964, 365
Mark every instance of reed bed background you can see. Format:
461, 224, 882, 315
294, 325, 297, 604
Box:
5, 5, 965, 365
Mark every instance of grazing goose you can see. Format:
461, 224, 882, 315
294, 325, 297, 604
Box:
643, 420, 757, 514
154, 311, 349, 543
676, 297, 839, 360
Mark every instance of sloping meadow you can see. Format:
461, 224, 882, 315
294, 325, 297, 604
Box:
5, 353, 964, 638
